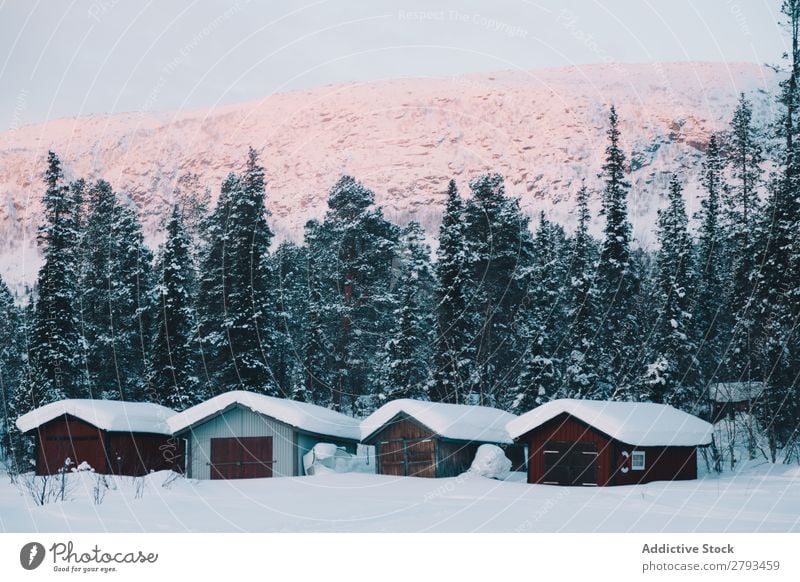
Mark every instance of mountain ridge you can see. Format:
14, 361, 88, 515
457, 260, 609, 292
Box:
0, 61, 779, 295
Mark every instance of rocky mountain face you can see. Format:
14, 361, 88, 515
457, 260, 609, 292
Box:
0, 62, 777, 295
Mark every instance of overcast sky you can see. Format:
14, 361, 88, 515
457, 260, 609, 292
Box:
0, 0, 786, 130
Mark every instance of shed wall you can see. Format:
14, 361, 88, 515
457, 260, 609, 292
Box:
35, 416, 108, 475
523, 413, 614, 485
612, 445, 697, 485
184, 405, 296, 479
107, 433, 185, 476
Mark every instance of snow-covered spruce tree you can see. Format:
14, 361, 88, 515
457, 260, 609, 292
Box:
562, 183, 599, 398
147, 206, 204, 410
430, 180, 472, 403
110, 202, 154, 401
298, 223, 334, 405
79, 179, 115, 398
754, 0, 800, 462
694, 134, 730, 392
512, 213, 568, 411
514, 335, 560, 413
80, 180, 153, 401
196, 172, 237, 396
460, 174, 535, 407
594, 106, 637, 399
270, 240, 308, 399
374, 222, 435, 403
303, 176, 400, 413
27, 152, 83, 405
197, 149, 275, 396
375, 275, 429, 402
642, 175, 700, 409
723, 94, 765, 386
0, 276, 25, 470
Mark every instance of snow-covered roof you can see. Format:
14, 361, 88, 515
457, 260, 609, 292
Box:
708, 382, 764, 403
168, 391, 361, 441
360, 399, 517, 444
16, 400, 176, 435
506, 399, 713, 447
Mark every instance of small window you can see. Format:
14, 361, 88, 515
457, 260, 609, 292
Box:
631, 450, 646, 471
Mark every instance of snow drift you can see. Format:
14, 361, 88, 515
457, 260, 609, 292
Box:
467, 444, 513, 480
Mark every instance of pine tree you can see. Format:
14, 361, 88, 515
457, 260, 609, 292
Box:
754, 0, 800, 461
148, 206, 203, 410
80, 180, 153, 401
643, 175, 699, 409
723, 94, 765, 386
299, 222, 334, 404
460, 174, 535, 407
431, 180, 471, 403
196, 172, 238, 395
512, 213, 568, 410
270, 240, 307, 398
304, 176, 400, 413
563, 183, 599, 397
376, 276, 429, 401
514, 334, 560, 412
197, 149, 275, 395
28, 152, 82, 405
0, 276, 25, 469
694, 134, 729, 394
110, 202, 154, 400
375, 222, 434, 402
594, 106, 637, 398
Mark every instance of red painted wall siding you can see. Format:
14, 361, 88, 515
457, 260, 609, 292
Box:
35, 416, 108, 475
107, 433, 185, 476
612, 445, 697, 485
34, 414, 184, 476
522, 413, 613, 485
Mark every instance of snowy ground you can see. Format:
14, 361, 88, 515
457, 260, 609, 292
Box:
1, 462, 798, 533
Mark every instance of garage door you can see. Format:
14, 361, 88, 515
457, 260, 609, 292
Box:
210, 437, 273, 479
378, 438, 436, 478
542, 441, 597, 486
42, 434, 103, 475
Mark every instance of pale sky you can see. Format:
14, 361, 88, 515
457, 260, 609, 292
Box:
0, 0, 786, 130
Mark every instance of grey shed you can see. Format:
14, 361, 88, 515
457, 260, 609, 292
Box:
168, 391, 361, 479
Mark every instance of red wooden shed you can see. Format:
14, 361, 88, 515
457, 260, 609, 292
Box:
507, 399, 713, 486
16, 400, 182, 476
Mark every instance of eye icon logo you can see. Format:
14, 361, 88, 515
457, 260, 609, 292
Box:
20, 542, 46, 570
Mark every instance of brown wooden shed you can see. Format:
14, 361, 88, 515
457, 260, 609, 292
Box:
708, 382, 765, 422
361, 399, 524, 478
16, 400, 182, 476
507, 399, 713, 486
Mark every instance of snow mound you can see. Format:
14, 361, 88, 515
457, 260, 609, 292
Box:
361, 399, 517, 443
468, 444, 512, 480
16, 399, 176, 434
507, 399, 713, 447
168, 390, 360, 440
303, 443, 375, 475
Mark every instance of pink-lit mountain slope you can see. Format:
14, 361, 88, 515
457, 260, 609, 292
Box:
0, 62, 777, 294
